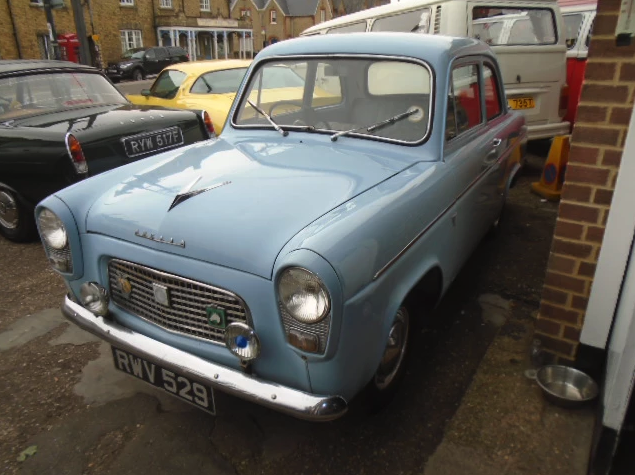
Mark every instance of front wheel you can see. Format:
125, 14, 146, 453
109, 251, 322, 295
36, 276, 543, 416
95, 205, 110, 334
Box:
0, 189, 36, 242
366, 305, 411, 411
132, 69, 144, 81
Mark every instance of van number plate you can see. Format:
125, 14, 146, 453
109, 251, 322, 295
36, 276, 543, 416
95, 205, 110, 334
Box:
508, 97, 535, 110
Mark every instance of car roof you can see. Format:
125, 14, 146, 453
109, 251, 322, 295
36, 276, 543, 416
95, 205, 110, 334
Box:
303, 0, 560, 35
0, 59, 95, 75
255, 32, 492, 65
165, 59, 252, 75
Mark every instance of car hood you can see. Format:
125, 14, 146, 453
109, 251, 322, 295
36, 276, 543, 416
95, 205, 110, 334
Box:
85, 137, 417, 278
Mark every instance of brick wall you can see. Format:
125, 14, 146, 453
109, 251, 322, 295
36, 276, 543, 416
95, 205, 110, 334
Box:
535, 0, 633, 361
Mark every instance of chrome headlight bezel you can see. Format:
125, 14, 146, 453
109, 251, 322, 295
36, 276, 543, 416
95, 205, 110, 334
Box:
38, 208, 68, 250
278, 267, 331, 324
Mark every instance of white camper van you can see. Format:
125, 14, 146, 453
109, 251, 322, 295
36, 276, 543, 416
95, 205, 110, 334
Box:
302, 0, 570, 141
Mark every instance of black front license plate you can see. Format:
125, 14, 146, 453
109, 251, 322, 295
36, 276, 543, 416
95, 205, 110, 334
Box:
122, 126, 184, 158
111, 346, 215, 414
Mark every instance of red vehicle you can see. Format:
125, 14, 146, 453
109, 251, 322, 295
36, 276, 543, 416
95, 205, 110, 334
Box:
559, 0, 596, 129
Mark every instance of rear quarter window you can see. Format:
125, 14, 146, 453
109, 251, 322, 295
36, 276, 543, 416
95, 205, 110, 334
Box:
472, 7, 557, 45
370, 8, 431, 33
564, 13, 584, 49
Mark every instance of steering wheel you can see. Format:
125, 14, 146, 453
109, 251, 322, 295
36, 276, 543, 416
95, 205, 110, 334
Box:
268, 100, 332, 130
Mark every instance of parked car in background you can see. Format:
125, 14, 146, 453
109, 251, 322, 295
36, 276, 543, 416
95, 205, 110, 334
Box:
106, 46, 189, 82
39, 33, 526, 421
0, 60, 214, 242
561, 0, 596, 128
302, 0, 570, 141
127, 60, 252, 134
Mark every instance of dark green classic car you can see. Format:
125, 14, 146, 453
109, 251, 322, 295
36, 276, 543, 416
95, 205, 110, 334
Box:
0, 60, 215, 242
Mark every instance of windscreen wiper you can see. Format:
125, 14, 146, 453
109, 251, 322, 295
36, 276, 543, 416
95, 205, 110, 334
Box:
330, 109, 418, 142
247, 99, 288, 137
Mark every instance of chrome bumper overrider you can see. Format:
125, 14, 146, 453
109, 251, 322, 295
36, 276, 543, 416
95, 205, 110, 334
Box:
62, 295, 348, 421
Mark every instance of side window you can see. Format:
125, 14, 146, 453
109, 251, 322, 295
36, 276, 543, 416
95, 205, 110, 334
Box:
471, 7, 557, 45
447, 64, 481, 140
155, 48, 168, 59
483, 63, 502, 120
371, 8, 432, 33
145, 49, 156, 60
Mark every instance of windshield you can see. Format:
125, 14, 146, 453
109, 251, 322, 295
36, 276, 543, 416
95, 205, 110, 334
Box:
234, 57, 432, 144
121, 48, 146, 59
149, 70, 187, 99
0, 72, 127, 121
190, 68, 248, 94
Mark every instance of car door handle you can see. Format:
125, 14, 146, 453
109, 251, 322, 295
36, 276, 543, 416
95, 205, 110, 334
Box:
492, 138, 502, 147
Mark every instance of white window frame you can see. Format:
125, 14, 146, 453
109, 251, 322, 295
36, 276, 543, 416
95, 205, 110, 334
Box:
120, 0, 134, 6
30, 0, 44, 5
159, 0, 172, 8
120, 30, 143, 53
200, 0, 210, 12
270, 10, 277, 24
320, 9, 326, 23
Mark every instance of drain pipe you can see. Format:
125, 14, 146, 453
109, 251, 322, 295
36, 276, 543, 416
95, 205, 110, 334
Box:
6, 0, 23, 59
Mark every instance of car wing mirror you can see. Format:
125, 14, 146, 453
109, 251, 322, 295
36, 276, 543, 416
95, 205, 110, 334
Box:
141, 89, 151, 97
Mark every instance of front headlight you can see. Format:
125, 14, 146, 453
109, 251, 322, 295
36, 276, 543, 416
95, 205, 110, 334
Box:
279, 267, 330, 323
119, 62, 133, 69
38, 208, 67, 250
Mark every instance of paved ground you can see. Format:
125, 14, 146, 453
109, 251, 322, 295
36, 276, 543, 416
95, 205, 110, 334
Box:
115, 79, 154, 96
0, 152, 582, 475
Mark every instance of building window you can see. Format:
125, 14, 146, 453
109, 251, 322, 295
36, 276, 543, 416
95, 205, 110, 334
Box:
200, 0, 210, 11
120, 30, 143, 53
240, 8, 251, 19
320, 9, 325, 23
159, 0, 172, 8
270, 10, 277, 24
30, 0, 44, 5
120, 0, 134, 5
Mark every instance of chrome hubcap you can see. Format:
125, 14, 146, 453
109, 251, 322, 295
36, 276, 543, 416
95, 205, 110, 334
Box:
374, 307, 409, 390
0, 191, 18, 229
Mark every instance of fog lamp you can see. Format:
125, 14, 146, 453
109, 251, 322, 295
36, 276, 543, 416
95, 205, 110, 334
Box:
79, 282, 110, 316
225, 322, 260, 361
288, 329, 319, 353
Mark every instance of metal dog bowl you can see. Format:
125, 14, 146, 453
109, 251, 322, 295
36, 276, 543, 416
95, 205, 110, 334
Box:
527, 365, 599, 408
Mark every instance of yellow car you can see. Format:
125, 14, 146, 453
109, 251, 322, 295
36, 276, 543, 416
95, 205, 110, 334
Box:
128, 60, 339, 134
127, 60, 252, 134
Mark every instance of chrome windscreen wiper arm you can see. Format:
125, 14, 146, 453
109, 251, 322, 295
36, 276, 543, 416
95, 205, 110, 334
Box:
330, 109, 418, 142
247, 99, 288, 137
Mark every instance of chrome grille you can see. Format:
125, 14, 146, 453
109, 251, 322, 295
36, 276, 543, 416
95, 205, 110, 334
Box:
279, 302, 330, 354
108, 259, 249, 344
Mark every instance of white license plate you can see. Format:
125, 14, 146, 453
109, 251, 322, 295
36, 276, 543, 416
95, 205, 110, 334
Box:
111, 346, 215, 414
122, 126, 184, 158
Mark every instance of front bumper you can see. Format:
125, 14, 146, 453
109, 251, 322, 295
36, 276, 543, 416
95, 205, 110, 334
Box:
62, 295, 348, 421
527, 121, 571, 141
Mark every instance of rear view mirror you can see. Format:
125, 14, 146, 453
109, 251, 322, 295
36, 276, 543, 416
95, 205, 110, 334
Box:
140, 89, 151, 97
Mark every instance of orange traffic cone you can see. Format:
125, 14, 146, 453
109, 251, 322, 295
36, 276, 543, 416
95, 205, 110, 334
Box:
531, 135, 570, 201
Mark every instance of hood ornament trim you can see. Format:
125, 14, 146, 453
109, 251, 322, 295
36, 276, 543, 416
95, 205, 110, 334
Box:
135, 230, 185, 248
168, 176, 231, 211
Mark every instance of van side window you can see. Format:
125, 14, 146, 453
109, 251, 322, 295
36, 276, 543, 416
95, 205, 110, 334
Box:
371, 8, 431, 33
483, 64, 502, 120
327, 22, 367, 34
563, 13, 584, 49
472, 7, 557, 45
447, 64, 481, 140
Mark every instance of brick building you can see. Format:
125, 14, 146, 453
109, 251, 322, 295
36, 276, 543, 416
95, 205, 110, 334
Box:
534, 0, 635, 364
0, 0, 334, 66
332, 0, 390, 17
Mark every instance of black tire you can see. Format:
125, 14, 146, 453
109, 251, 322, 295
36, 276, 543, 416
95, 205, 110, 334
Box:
0, 189, 36, 242
365, 305, 411, 412
132, 69, 144, 81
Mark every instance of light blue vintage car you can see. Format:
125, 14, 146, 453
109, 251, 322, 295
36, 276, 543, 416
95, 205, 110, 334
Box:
36, 33, 526, 421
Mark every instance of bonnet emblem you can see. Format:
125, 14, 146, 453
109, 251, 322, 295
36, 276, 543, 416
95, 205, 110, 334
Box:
168, 176, 231, 211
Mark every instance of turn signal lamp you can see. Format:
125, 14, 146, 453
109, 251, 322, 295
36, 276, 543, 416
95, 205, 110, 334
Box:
202, 110, 215, 137
288, 329, 319, 353
65, 134, 88, 174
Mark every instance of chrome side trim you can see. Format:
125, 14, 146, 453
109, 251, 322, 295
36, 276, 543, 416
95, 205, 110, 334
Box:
62, 296, 348, 421
373, 133, 525, 280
